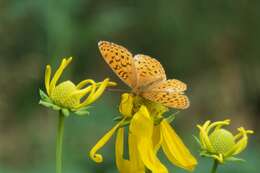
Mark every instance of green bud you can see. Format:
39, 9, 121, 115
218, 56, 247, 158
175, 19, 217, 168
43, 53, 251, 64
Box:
50, 81, 80, 109
209, 129, 235, 154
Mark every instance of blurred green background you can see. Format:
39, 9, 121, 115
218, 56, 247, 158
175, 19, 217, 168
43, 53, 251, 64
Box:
0, 0, 259, 173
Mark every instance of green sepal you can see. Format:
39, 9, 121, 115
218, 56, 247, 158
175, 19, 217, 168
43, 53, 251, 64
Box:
200, 150, 211, 157
73, 106, 90, 116
74, 110, 90, 116
193, 135, 202, 147
113, 115, 124, 121
39, 89, 52, 102
154, 117, 163, 125
165, 114, 176, 123
119, 119, 131, 127
39, 100, 61, 111
225, 156, 245, 162
61, 108, 70, 117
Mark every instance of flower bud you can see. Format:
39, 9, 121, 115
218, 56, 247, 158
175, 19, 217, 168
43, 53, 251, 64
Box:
51, 81, 80, 109
209, 129, 235, 154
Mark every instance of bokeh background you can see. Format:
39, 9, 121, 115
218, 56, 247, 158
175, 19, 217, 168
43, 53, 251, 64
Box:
0, 0, 259, 173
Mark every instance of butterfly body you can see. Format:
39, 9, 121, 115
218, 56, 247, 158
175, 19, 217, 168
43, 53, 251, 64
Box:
98, 41, 189, 109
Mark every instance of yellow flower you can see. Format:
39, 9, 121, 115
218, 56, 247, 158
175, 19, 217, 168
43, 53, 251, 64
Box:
89, 93, 197, 173
39, 57, 116, 115
197, 119, 253, 163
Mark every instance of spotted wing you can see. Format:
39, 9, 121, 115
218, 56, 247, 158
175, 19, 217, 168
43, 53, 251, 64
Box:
98, 41, 136, 88
133, 54, 166, 90
142, 80, 189, 109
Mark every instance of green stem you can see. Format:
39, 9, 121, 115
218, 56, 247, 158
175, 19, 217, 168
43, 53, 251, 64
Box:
211, 159, 219, 173
56, 111, 65, 173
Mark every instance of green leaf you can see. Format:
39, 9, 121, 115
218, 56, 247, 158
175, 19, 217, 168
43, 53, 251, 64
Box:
39, 89, 51, 102
61, 108, 70, 117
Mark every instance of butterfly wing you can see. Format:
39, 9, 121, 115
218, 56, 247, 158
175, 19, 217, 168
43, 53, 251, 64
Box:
133, 54, 166, 91
142, 79, 189, 109
98, 41, 136, 88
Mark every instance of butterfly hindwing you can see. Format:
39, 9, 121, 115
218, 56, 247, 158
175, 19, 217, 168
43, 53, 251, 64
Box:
142, 91, 190, 109
98, 41, 136, 88
133, 54, 166, 90
146, 79, 187, 92
142, 80, 189, 109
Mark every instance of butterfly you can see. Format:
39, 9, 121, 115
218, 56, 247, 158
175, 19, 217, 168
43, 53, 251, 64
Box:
98, 41, 189, 109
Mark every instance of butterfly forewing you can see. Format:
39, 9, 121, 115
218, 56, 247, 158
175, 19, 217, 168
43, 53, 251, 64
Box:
133, 54, 166, 90
98, 41, 136, 88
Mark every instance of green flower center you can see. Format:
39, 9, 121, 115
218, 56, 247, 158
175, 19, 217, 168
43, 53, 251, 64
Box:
50, 81, 80, 109
209, 129, 235, 154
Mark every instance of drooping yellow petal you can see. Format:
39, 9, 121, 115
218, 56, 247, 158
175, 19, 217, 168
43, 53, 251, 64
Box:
225, 127, 253, 157
197, 121, 214, 152
207, 119, 230, 133
161, 120, 197, 171
76, 82, 97, 108
49, 57, 72, 94
45, 65, 51, 95
87, 78, 110, 105
78, 78, 112, 108
72, 80, 96, 104
130, 106, 168, 173
89, 119, 124, 163
76, 79, 96, 89
128, 133, 145, 173
115, 127, 132, 173
152, 125, 162, 153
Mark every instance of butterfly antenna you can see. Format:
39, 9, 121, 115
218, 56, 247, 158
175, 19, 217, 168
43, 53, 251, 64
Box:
107, 88, 129, 93
173, 110, 181, 116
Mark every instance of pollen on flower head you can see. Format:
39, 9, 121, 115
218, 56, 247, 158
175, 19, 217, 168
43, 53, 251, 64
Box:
50, 80, 80, 109
209, 129, 235, 154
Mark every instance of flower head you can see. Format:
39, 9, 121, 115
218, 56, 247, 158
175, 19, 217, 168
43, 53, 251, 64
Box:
89, 93, 197, 173
39, 57, 116, 116
196, 119, 253, 163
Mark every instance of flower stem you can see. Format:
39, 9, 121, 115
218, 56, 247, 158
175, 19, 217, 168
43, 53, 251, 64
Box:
56, 111, 65, 173
211, 159, 219, 173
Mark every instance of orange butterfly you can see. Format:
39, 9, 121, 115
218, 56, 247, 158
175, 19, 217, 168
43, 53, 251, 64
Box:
98, 41, 189, 109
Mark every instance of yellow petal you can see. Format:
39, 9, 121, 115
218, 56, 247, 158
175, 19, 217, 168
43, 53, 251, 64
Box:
197, 121, 214, 152
128, 133, 145, 173
87, 78, 110, 104
76, 79, 96, 89
49, 57, 72, 94
89, 119, 123, 163
161, 120, 197, 171
119, 93, 134, 117
116, 127, 132, 173
130, 106, 168, 173
226, 127, 253, 156
45, 65, 51, 95
152, 125, 162, 153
